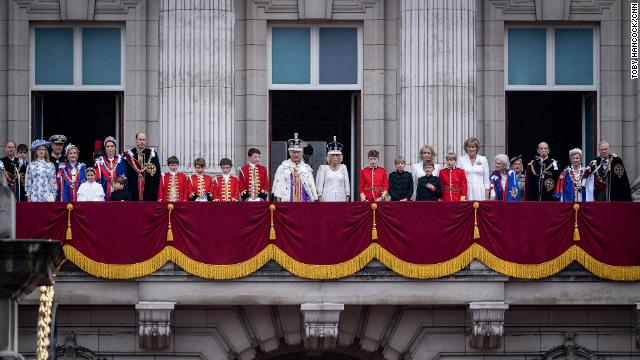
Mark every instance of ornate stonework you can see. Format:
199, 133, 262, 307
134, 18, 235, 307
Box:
468, 302, 509, 349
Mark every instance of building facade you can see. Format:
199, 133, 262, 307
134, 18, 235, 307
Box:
4, 0, 640, 359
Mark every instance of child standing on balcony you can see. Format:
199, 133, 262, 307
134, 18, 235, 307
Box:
439, 153, 467, 202
359, 149, 388, 202
158, 156, 189, 202
388, 156, 413, 201
238, 148, 270, 201
213, 158, 240, 201
109, 176, 131, 201
416, 160, 442, 201
77, 168, 105, 201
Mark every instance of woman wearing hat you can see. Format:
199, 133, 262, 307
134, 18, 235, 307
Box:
56, 143, 87, 202
25, 140, 57, 202
316, 136, 351, 202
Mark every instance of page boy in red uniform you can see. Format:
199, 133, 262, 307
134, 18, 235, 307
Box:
157, 156, 189, 202
188, 157, 214, 201
213, 158, 240, 201
238, 148, 269, 201
359, 149, 388, 202
439, 152, 467, 201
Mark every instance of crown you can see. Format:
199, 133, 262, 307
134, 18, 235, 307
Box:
327, 136, 343, 155
287, 133, 304, 152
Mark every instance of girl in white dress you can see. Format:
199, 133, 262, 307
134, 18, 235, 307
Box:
411, 145, 441, 200
25, 140, 56, 202
77, 168, 106, 201
457, 137, 491, 201
316, 137, 351, 202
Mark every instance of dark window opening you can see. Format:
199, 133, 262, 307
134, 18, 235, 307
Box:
32, 91, 123, 165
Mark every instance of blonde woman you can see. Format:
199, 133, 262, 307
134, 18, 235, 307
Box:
457, 137, 491, 201
316, 137, 350, 202
411, 145, 441, 200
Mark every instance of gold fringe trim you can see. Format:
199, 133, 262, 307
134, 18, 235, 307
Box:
63, 244, 640, 281
65, 203, 73, 240
272, 244, 376, 279
171, 245, 272, 279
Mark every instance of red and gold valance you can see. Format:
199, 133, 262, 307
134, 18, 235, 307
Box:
16, 202, 640, 280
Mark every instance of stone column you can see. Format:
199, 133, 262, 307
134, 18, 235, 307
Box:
159, 0, 234, 172
399, 0, 476, 162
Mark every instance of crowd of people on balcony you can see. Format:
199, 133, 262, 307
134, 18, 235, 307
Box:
0, 131, 632, 203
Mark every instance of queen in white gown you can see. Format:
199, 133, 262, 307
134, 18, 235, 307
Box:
316, 137, 351, 202
457, 137, 490, 201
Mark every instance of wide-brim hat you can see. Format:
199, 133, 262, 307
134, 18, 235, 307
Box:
30, 139, 51, 151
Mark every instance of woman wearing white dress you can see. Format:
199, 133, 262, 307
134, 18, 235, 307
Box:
25, 140, 57, 202
411, 145, 441, 200
457, 137, 491, 201
316, 137, 350, 202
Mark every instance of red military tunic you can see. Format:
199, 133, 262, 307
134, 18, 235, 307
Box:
188, 173, 214, 201
213, 174, 240, 201
238, 164, 270, 201
359, 166, 389, 202
439, 167, 467, 201
158, 172, 190, 202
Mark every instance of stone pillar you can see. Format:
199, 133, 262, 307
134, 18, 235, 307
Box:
135, 301, 175, 349
159, 0, 234, 172
399, 0, 476, 162
300, 303, 344, 351
468, 301, 508, 349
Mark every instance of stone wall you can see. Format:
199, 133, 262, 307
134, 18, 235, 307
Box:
16, 304, 640, 359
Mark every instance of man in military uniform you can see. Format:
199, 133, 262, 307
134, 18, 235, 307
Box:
585, 141, 631, 201
124, 132, 161, 201
525, 142, 561, 201
1, 140, 24, 201
48, 134, 67, 171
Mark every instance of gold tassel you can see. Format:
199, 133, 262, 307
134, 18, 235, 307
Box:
572, 203, 580, 241
269, 204, 276, 240
167, 204, 174, 242
473, 202, 480, 239
371, 203, 378, 240
65, 203, 73, 240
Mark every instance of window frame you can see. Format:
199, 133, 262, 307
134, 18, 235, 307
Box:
30, 23, 125, 91
504, 24, 599, 91
268, 23, 362, 90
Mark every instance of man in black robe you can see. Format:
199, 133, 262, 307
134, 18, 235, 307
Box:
585, 141, 631, 201
124, 132, 161, 201
525, 142, 561, 201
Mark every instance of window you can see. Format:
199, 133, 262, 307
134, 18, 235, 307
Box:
269, 25, 361, 89
32, 25, 124, 89
506, 26, 597, 90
